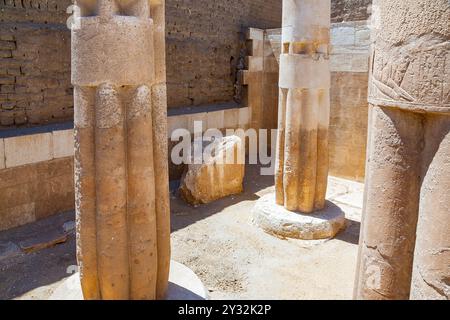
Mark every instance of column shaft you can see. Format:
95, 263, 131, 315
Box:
73, 0, 170, 300
150, 0, 171, 299
74, 86, 100, 300
411, 114, 450, 300
355, 0, 449, 300
277, 0, 331, 213
127, 86, 158, 300
95, 84, 129, 300
275, 88, 288, 205
354, 106, 422, 299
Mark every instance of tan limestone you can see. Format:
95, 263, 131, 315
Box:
252, 0, 344, 241
354, 0, 450, 300
73, 0, 170, 300
0, 139, 4, 169
275, 0, 331, 213
180, 136, 245, 205
4, 133, 53, 168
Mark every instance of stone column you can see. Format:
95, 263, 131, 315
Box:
253, 0, 345, 240
275, 0, 331, 213
149, 0, 171, 300
73, 0, 170, 300
354, 0, 450, 300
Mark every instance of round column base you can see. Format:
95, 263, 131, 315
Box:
49, 261, 208, 300
252, 193, 346, 240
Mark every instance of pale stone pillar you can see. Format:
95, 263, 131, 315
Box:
354, 0, 450, 300
253, 0, 345, 240
73, 0, 170, 300
275, 0, 331, 213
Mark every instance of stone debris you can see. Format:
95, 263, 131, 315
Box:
180, 136, 245, 205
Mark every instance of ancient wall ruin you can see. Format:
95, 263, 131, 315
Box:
165, 0, 282, 109
0, 0, 373, 230
0, 0, 283, 129
0, 0, 373, 129
0, 1, 73, 127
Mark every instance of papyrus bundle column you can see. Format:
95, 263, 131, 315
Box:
72, 0, 170, 300
354, 0, 449, 300
275, 0, 331, 213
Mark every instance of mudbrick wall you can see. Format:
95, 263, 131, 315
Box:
331, 0, 372, 22
0, 0, 282, 129
0, 0, 73, 128
165, 0, 282, 109
0, 0, 373, 231
0, 0, 372, 128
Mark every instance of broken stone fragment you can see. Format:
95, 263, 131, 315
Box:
180, 136, 245, 205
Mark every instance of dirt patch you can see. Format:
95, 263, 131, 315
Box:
2, 164, 363, 300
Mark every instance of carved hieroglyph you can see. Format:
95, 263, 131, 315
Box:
355, 0, 449, 300
275, 0, 331, 213
73, 0, 170, 300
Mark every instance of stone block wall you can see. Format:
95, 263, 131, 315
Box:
0, 123, 74, 231
0, 0, 373, 231
165, 0, 282, 109
0, 0, 73, 128
243, 20, 371, 182
0, 0, 372, 127
0, 106, 250, 230
0, 0, 282, 130
329, 21, 370, 181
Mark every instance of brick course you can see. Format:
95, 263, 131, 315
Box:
0, 0, 282, 129
0, 0, 372, 128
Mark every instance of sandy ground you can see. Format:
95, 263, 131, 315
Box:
0, 164, 363, 300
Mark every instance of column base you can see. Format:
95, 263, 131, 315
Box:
252, 193, 346, 240
49, 261, 208, 300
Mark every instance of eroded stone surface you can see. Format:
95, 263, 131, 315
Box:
253, 194, 346, 240
73, 0, 171, 300
180, 136, 245, 205
354, 0, 450, 301
275, 0, 331, 213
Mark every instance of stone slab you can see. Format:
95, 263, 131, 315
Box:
168, 114, 188, 137
52, 129, 74, 159
238, 107, 250, 128
0, 138, 4, 169
4, 133, 53, 168
253, 193, 346, 240
48, 261, 208, 300
206, 110, 225, 130
224, 108, 239, 129
247, 28, 264, 41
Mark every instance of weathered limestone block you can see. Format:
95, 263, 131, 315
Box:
354, 0, 450, 300
73, 0, 170, 300
241, 28, 264, 131
180, 136, 245, 205
275, 0, 331, 214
